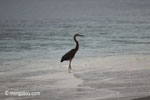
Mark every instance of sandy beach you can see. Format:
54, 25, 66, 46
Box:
1, 54, 150, 100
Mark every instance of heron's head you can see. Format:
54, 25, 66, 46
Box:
74, 33, 84, 37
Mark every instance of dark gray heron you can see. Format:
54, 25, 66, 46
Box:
61, 33, 84, 72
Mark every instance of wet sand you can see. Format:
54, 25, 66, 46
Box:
1, 55, 150, 100
131, 96, 150, 100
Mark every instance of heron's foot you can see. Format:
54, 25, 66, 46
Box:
68, 68, 72, 73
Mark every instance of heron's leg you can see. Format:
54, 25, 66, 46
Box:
69, 60, 72, 70
68, 60, 72, 73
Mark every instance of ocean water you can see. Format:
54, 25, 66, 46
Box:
0, 0, 150, 100
0, 16, 150, 63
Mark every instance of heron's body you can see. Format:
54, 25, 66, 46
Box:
61, 48, 77, 62
61, 34, 83, 72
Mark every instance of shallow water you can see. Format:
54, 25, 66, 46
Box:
1, 55, 150, 100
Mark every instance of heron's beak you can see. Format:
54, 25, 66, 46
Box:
78, 34, 84, 37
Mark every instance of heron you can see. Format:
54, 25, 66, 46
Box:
60, 33, 84, 72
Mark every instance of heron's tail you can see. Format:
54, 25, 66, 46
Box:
60, 58, 63, 62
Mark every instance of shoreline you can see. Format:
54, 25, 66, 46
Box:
1, 54, 150, 100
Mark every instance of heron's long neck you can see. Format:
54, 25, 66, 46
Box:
74, 36, 79, 50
